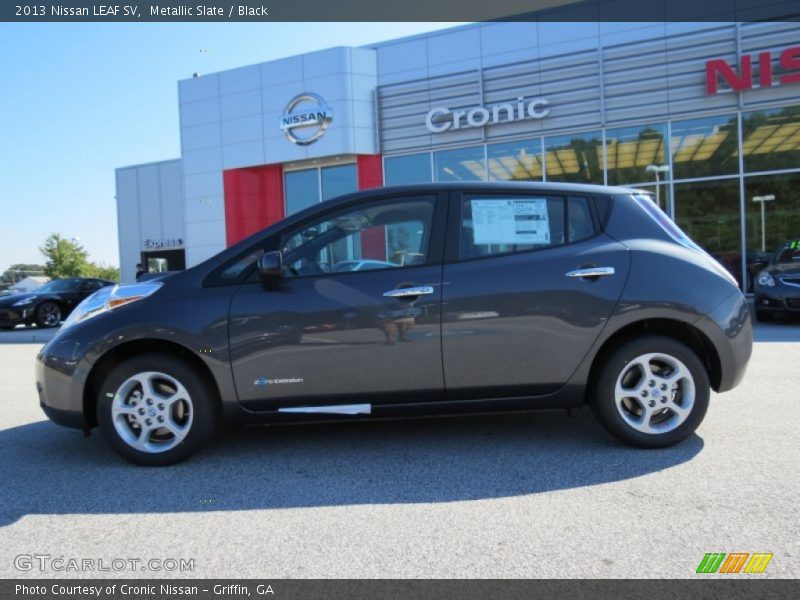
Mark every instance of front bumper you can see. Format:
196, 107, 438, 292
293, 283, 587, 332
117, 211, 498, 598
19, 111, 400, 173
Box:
0, 306, 33, 327
754, 290, 800, 313
35, 332, 92, 430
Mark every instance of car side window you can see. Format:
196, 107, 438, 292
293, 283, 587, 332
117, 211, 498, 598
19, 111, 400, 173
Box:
279, 196, 436, 278
460, 195, 565, 260
81, 281, 103, 292
567, 196, 595, 243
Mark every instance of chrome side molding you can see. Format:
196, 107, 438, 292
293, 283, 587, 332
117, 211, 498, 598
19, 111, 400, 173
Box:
278, 404, 371, 415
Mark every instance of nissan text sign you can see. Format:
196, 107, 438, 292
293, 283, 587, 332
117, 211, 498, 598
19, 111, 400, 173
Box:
706, 45, 800, 94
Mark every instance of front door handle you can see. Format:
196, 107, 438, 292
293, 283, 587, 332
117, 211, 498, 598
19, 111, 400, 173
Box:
565, 267, 615, 279
383, 286, 435, 299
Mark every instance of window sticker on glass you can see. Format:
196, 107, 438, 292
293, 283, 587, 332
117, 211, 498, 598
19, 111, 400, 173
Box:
471, 199, 551, 245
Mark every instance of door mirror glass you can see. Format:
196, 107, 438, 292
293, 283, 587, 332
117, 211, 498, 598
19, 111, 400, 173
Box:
257, 251, 283, 281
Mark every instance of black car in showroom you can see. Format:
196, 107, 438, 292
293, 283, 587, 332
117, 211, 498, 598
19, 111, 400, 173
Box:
35, 183, 752, 465
0, 278, 114, 329
753, 239, 800, 321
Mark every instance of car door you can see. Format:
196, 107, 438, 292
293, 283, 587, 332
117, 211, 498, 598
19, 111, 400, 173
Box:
441, 189, 630, 399
228, 192, 448, 411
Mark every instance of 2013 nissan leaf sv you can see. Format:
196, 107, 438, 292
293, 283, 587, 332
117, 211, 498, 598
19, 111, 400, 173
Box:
36, 183, 752, 465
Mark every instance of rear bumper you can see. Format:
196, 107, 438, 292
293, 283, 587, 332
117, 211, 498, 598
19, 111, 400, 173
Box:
696, 291, 753, 393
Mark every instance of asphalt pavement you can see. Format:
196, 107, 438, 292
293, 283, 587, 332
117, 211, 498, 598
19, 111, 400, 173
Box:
0, 320, 797, 578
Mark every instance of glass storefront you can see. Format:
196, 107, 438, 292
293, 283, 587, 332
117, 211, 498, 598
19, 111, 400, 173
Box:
384, 153, 432, 186
284, 163, 358, 216
321, 163, 357, 201
670, 114, 739, 180
487, 139, 543, 181
742, 106, 800, 173
674, 179, 742, 286
605, 123, 668, 186
434, 146, 486, 181
744, 172, 800, 290
284, 168, 319, 216
544, 131, 604, 184
382, 104, 800, 290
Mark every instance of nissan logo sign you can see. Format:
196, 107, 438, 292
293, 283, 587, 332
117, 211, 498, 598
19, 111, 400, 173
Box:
279, 93, 333, 145
425, 97, 550, 133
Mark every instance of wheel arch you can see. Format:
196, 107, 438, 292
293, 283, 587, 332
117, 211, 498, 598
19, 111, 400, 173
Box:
83, 338, 222, 429
586, 318, 722, 400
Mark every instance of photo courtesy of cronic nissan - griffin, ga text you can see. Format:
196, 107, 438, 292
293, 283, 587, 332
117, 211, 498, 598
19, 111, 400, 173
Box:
35, 183, 752, 465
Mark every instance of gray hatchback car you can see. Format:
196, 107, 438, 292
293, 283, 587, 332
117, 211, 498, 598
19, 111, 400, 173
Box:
36, 183, 752, 465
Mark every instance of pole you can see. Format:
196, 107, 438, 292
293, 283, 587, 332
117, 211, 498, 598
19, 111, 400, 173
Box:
760, 200, 766, 253
655, 171, 660, 207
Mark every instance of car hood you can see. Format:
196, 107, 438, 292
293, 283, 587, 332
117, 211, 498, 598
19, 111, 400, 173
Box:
0, 292, 39, 306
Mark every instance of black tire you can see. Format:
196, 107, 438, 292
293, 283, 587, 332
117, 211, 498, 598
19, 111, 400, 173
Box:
755, 309, 773, 322
0, 325, 13, 331
35, 302, 61, 328
97, 353, 218, 466
590, 336, 710, 448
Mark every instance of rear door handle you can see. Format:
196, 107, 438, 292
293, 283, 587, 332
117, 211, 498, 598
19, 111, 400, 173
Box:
383, 286, 435, 299
565, 267, 615, 279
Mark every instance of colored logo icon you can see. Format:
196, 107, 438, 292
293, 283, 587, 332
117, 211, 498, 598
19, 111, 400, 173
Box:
696, 552, 773, 574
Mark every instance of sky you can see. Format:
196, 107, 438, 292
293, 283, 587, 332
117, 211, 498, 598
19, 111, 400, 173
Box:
0, 22, 465, 272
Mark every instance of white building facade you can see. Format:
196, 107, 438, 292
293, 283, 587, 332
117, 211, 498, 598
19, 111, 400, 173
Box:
116, 19, 800, 290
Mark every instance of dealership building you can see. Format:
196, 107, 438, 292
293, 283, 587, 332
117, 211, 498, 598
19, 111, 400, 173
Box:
116, 18, 800, 289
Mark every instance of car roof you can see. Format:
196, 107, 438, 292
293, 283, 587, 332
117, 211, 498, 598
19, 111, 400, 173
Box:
370, 181, 644, 195
298, 181, 645, 220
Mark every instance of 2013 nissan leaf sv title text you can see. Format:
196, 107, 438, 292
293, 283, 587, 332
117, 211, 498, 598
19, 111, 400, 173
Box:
36, 183, 752, 466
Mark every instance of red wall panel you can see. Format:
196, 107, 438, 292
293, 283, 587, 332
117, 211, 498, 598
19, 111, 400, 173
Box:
223, 155, 383, 250
356, 154, 385, 260
223, 164, 285, 246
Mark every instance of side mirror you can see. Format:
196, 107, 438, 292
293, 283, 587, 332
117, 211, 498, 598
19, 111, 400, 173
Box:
257, 251, 283, 281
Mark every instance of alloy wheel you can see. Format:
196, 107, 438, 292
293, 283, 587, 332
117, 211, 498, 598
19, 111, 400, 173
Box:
613, 352, 695, 435
111, 371, 194, 453
40, 303, 61, 327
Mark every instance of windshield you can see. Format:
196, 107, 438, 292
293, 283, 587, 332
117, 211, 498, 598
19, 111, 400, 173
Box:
774, 241, 800, 264
36, 279, 79, 292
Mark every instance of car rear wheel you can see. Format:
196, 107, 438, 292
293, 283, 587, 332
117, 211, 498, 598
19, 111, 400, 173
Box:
35, 302, 61, 328
97, 354, 218, 466
591, 336, 710, 448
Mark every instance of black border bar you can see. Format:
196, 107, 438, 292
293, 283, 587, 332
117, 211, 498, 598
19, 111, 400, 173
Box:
3, 0, 800, 22
3, 580, 799, 600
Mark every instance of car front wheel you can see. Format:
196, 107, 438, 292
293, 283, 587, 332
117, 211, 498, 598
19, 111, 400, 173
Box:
591, 336, 710, 448
97, 354, 218, 465
35, 302, 61, 328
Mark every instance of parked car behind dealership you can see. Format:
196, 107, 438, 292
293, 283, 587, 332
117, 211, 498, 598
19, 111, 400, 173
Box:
753, 239, 800, 321
36, 183, 751, 465
0, 278, 114, 329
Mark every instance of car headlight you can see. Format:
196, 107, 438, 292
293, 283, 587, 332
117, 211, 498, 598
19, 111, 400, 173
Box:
12, 297, 35, 307
756, 271, 776, 287
60, 282, 162, 330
